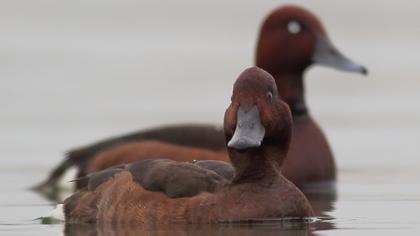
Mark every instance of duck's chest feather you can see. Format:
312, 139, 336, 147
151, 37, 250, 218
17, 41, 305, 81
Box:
64, 171, 312, 225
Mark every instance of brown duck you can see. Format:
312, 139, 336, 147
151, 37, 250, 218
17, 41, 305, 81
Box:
64, 67, 314, 224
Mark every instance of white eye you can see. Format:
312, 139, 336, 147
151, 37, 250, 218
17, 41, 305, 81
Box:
267, 92, 273, 103
287, 21, 301, 34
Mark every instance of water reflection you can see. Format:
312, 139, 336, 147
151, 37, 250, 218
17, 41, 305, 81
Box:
303, 181, 336, 215
64, 220, 313, 236
303, 181, 337, 231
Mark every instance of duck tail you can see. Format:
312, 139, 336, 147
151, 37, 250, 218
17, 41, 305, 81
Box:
31, 148, 92, 199
31, 156, 74, 193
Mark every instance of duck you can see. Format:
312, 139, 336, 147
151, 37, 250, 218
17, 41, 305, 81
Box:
35, 5, 367, 194
63, 67, 314, 225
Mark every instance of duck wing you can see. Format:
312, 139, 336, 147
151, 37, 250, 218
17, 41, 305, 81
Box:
75, 159, 234, 198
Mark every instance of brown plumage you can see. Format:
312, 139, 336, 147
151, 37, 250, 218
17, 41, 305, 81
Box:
64, 67, 314, 224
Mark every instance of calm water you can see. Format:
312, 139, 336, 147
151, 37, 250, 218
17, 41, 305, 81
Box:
1, 0, 420, 235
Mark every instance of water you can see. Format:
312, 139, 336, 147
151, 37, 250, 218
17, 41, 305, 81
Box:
1, 0, 420, 235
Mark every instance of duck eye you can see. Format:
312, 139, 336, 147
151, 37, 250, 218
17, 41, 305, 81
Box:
267, 92, 273, 103
287, 21, 301, 34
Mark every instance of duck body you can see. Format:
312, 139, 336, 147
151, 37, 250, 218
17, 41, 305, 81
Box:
65, 162, 312, 225
63, 67, 314, 224
284, 116, 335, 185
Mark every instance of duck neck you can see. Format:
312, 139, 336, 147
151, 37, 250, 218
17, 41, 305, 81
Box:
230, 148, 285, 184
272, 72, 308, 117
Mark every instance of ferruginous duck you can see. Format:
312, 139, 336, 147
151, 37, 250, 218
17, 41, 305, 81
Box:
63, 67, 314, 225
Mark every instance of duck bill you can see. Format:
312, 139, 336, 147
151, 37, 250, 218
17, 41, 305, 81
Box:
227, 106, 265, 150
312, 35, 368, 75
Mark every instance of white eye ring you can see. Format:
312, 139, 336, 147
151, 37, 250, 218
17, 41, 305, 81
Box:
287, 21, 301, 34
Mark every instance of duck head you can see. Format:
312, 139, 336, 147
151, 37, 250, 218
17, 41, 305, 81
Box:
255, 5, 367, 115
224, 67, 292, 182
256, 5, 367, 76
